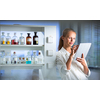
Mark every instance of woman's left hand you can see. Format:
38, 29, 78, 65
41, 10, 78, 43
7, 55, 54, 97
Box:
76, 53, 89, 75
76, 53, 87, 67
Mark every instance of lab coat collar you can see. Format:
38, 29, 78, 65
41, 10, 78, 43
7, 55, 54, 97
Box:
60, 47, 70, 56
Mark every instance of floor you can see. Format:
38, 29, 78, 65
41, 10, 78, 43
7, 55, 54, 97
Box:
0, 67, 100, 80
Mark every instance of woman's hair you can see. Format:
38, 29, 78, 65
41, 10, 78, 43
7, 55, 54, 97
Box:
58, 28, 76, 50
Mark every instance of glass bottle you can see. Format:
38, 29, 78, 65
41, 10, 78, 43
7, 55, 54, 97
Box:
1, 32, 6, 45
32, 52, 35, 64
6, 52, 11, 64
22, 56, 25, 64
32, 51, 38, 64
0, 50, 5, 64
19, 33, 25, 45
6, 33, 11, 45
0, 51, 2, 64
26, 52, 31, 64
2, 52, 6, 65
37, 50, 43, 64
12, 52, 17, 64
18, 56, 22, 64
33, 32, 38, 45
26, 33, 32, 45
11, 33, 18, 45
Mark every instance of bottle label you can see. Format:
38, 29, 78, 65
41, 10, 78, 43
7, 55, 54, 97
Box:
14, 57, 17, 61
14, 39, 18, 42
20, 38, 25, 42
1, 37, 6, 41
27, 38, 32, 42
2, 58, 6, 61
6, 38, 11, 44
6, 38, 11, 42
6, 58, 11, 62
35, 58, 38, 64
28, 58, 31, 61
38, 58, 42, 63
35, 38, 38, 44
1, 38, 6, 44
35, 37, 38, 41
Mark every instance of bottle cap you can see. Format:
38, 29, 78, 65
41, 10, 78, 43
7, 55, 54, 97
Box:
38, 52, 41, 55
14, 52, 16, 54
34, 32, 37, 34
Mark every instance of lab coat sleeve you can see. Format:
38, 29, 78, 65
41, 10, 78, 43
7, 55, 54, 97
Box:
84, 59, 91, 78
56, 52, 70, 76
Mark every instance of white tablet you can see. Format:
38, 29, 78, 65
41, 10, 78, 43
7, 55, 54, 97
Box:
74, 43, 91, 60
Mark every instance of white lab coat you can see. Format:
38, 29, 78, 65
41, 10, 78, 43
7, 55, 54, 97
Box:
56, 47, 91, 80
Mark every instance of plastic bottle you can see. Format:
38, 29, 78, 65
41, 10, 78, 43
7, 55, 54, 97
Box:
37, 50, 43, 64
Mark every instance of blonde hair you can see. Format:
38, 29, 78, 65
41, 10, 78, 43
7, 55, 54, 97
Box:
58, 28, 76, 50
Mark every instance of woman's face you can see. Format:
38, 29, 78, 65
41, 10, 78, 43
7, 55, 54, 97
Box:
62, 31, 76, 47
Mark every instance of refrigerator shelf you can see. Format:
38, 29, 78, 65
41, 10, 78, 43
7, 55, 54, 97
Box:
0, 64, 44, 69
0, 45, 44, 50
0, 45, 44, 47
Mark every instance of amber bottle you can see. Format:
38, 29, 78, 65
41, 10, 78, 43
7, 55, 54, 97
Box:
26, 33, 32, 45
33, 32, 38, 45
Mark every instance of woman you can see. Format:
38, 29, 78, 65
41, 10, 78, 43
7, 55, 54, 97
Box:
56, 28, 91, 80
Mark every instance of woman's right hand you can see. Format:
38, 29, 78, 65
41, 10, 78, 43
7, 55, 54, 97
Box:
70, 45, 79, 57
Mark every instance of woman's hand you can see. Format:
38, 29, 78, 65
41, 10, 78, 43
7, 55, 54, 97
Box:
70, 45, 79, 57
76, 53, 87, 67
73, 45, 79, 53
76, 53, 89, 75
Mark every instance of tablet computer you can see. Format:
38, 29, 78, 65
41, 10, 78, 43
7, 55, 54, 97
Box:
74, 43, 91, 60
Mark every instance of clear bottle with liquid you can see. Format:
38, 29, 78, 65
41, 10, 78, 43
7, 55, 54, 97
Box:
19, 33, 25, 45
6, 33, 11, 45
1, 32, 6, 45
26, 33, 32, 45
32, 51, 38, 64
33, 32, 38, 45
26, 52, 31, 64
6, 52, 11, 64
2, 52, 6, 65
0, 51, 2, 64
18, 56, 22, 64
12, 52, 17, 64
11, 33, 18, 45
22, 56, 25, 64
0, 50, 4, 64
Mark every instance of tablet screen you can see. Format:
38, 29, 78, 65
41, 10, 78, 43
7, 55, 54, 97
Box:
74, 43, 91, 60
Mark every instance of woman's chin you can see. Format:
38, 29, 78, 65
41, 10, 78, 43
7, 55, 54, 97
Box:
69, 44, 73, 46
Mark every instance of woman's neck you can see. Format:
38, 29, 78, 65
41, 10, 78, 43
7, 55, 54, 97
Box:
63, 46, 72, 53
